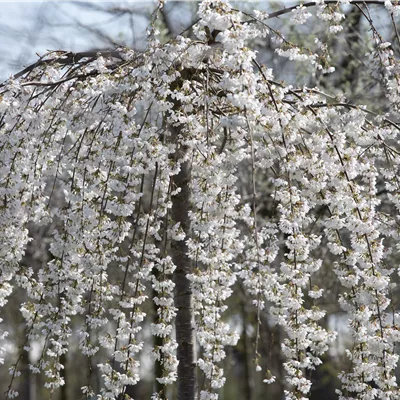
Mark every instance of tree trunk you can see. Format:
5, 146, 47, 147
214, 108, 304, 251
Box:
170, 126, 196, 400
241, 299, 252, 400
60, 352, 67, 400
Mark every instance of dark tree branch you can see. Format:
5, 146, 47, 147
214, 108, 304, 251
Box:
267, 0, 390, 19
3, 50, 125, 83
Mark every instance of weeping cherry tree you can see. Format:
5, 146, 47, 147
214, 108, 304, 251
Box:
1, 0, 400, 399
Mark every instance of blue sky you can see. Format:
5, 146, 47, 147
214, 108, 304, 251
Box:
0, 1, 155, 80
0, 1, 289, 81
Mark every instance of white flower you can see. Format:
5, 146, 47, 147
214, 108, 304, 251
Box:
291, 5, 312, 25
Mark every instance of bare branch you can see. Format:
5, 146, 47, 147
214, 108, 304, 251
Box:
3, 50, 125, 83
266, 0, 389, 19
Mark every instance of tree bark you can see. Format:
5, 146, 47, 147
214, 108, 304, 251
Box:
60, 352, 67, 400
170, 125, 196, 400
241, 299, 253, 400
